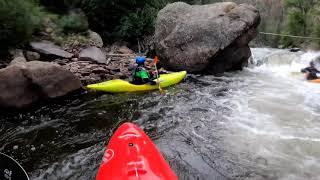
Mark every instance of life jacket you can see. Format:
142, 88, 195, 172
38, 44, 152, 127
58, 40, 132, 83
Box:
131, 66, 152, 85
134, 66, 150, 79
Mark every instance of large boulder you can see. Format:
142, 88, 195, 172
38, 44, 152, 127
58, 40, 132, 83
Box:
0, 61, 81, 108
79, 47, 106, 64
155, 2, 260, 74
30, 41, 73, 59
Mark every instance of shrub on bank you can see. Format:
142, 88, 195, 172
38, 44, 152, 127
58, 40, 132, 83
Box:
80, 0, 168, 42
59, 11, 89, 34
0, 0, 43, 50
39, 0, 82, 13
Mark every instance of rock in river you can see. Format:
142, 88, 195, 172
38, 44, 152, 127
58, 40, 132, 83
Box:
0, 61, 81, 108
154, 2, 260, 74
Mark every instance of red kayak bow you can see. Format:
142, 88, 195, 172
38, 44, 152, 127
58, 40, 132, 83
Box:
96, 122, 178, 180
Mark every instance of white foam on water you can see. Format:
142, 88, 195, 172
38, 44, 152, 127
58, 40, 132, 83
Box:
221, 48, 320, 179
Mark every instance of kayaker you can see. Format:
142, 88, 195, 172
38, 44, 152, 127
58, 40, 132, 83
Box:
301, 61, 320, 80
130, 56, 156, 85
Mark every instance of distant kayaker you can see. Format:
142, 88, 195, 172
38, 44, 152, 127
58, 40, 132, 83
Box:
301, 61, 320, 80
130, 56, 156, 85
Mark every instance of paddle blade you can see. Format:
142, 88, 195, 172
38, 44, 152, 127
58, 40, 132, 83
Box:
153, 56, 159, 65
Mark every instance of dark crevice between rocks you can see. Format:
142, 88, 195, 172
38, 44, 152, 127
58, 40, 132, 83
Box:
203, 27, 257, 75
21, 68, 48, 100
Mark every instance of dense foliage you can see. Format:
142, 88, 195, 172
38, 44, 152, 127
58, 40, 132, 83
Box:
39, 0, 81, 13
2, 0, 320, 50
281, 0, 320, 47
59, 11, 89, 34
0, 0, 42, 50
80, 0, 169, 42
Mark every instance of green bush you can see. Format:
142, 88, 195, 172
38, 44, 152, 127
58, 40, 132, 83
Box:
117, 4, 160, 40
80, 0, 168, 42
0, 0, 43, 50
39, 0, 82, 13
59, 12, 89, 34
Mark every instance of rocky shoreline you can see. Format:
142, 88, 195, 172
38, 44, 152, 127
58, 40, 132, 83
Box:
0, 29, 149, 108
62, 54, 136, 85
0, 2, 262, 109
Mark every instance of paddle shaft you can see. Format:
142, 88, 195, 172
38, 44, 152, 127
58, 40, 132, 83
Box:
154, 63, 162, 92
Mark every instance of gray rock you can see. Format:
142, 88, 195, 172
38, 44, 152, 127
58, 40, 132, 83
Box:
9, 57, 27, 66
9, 49, 27, 65
25, 51, 40, 61
92, 67, 107, 74
30, 41, 73, 59
79, 47, 106, 64
71, 58, 78, 61
117, 46, 134, 54
9, 49, 24, 58
89, 30, 104, 48
0, 61, 81, 108
290, 47, 300, 52
154, 2, 260, 74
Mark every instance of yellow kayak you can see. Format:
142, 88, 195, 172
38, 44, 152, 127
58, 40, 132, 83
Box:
86, 71, 187, 93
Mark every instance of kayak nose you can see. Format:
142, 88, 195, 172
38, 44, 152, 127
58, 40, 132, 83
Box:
117, 123, 142, 140
97, 122, 178, 180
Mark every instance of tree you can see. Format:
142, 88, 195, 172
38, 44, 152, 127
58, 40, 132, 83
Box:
80, 0, 169, 42
281, 0, 317, 46
284, 0, 317, 36
39, 0, 82, 13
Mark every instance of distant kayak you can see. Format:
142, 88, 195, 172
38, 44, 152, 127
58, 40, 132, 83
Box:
309, 79, 320, 83
87, 71, 186, 93
96, 123, 178, 180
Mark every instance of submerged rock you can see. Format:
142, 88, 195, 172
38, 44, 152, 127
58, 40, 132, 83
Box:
0, 61, 81, 108
155, 2, 260, 74
79, 47, 106, 64
290, 47, 300, 52
30, 41, 73, 59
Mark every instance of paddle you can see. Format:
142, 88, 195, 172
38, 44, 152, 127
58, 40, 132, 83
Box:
152, 56, 165, 94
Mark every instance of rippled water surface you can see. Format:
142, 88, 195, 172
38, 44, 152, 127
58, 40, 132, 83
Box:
1, 48, 320, 180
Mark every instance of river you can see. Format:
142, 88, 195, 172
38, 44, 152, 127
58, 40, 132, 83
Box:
1, 48, 320, 180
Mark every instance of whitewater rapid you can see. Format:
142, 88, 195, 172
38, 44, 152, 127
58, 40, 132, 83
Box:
222, 48, 320, 180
